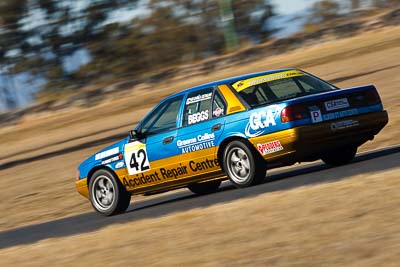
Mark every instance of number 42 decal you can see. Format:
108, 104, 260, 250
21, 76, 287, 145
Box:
124, 142, 151, 175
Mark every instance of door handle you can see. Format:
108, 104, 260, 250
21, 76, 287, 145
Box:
211, 123, 222, 132
163, 136, 174, 144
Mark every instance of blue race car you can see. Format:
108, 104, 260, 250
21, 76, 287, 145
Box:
76, 69, 388, 215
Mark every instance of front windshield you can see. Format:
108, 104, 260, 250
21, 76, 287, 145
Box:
232, 70, 336, 108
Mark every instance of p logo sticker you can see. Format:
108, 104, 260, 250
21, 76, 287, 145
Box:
310, 109, 322, 123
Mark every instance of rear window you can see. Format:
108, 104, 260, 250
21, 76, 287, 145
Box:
232, 70, 335, 108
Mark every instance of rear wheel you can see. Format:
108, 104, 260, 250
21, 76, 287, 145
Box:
223, 140, 267, 188
321, 146, 357, 166
188, 180, 221, 195
89, 169, 131, 216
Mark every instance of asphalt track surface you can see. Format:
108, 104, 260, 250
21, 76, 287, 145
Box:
1, 146, 399, 249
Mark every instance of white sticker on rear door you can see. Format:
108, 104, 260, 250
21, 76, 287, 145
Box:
310, 109, 323, 123
324, 98, 349, 111
124, 141, 151, 175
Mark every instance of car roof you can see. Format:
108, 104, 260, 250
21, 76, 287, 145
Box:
166, 68, 297, 100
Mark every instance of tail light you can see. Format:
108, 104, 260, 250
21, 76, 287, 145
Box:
281, 104, 309, 123
363, 89, 381, 106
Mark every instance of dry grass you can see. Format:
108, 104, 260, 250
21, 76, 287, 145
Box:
1, 167, 399, 266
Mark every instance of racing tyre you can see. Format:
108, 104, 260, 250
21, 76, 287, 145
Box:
321, 146, 357, 166
223, 140, 267, 188
89, 169, 131, 216
188, 180, 221, 195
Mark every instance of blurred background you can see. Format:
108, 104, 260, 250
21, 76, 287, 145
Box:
1, 1, 400, 265
0, 0, 398, 116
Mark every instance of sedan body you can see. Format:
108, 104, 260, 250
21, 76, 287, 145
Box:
76, 69, 388, 215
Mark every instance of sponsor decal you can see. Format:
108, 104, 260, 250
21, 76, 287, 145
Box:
245, 105, 280, 137
124, 141, 151, 175
213, 107, 223, 117
310, 109, 323, 123
115, 162, 125, 169
123, 170, 164, 188
186, 93, 212, 105
257, 140, 283, 155
330, 119, 359, 131
232, 70, 304, 92
189, 158, 219, 172
188, 110, 209, 125
95, 147, 119, 160
177, 132, 215, 154
122, 158, 219, 188
236, 81, 244, 88
323, 108, 358, 121
324, 98, 350, 111
101, 153, 122, 165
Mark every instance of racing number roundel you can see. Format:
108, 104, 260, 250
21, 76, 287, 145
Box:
124, 141, 151, 175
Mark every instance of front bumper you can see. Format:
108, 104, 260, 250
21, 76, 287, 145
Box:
76, 178, 89, 199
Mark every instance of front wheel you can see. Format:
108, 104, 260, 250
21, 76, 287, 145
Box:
89, 169, 131, 216
188, 180, 221, 195
223, 140, 267, 188
321, 146, 357, 166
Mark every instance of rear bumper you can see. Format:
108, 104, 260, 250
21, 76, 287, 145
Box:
250, 110, 388, 165
295, 110, 388, 153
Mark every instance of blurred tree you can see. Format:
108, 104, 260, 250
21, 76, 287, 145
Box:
0, 0, 277, 105
0, 0, 26, 30
232, 0, 276, 40
0, 0, 141, 99
351, 0, 361, 9
311, 0, 340, 23
372, 0, 399, 7
218, 0, 239, 51
0, 0, 27, 109
82, 0, 276, 80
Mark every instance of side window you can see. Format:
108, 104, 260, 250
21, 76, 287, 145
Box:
212, 90, 227, 118
183, 88, 213, 126
140, 95, 183, 135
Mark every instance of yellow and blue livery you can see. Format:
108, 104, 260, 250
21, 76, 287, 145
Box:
76, 68, 388, 216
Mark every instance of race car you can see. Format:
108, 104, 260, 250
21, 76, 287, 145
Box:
76, 68, 388, 216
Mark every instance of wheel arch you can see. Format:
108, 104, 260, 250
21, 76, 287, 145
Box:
217, 135, 266, 171
87, 165, 118, 186
217, 136, 261, 171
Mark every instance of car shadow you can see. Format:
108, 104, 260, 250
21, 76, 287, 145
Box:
1, 145, 399, 249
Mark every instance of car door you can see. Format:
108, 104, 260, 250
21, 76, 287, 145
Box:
176, 87, 227, 179
123, 95, 187, 190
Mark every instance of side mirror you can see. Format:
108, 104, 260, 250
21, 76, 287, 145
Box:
129, 130, 139, 140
